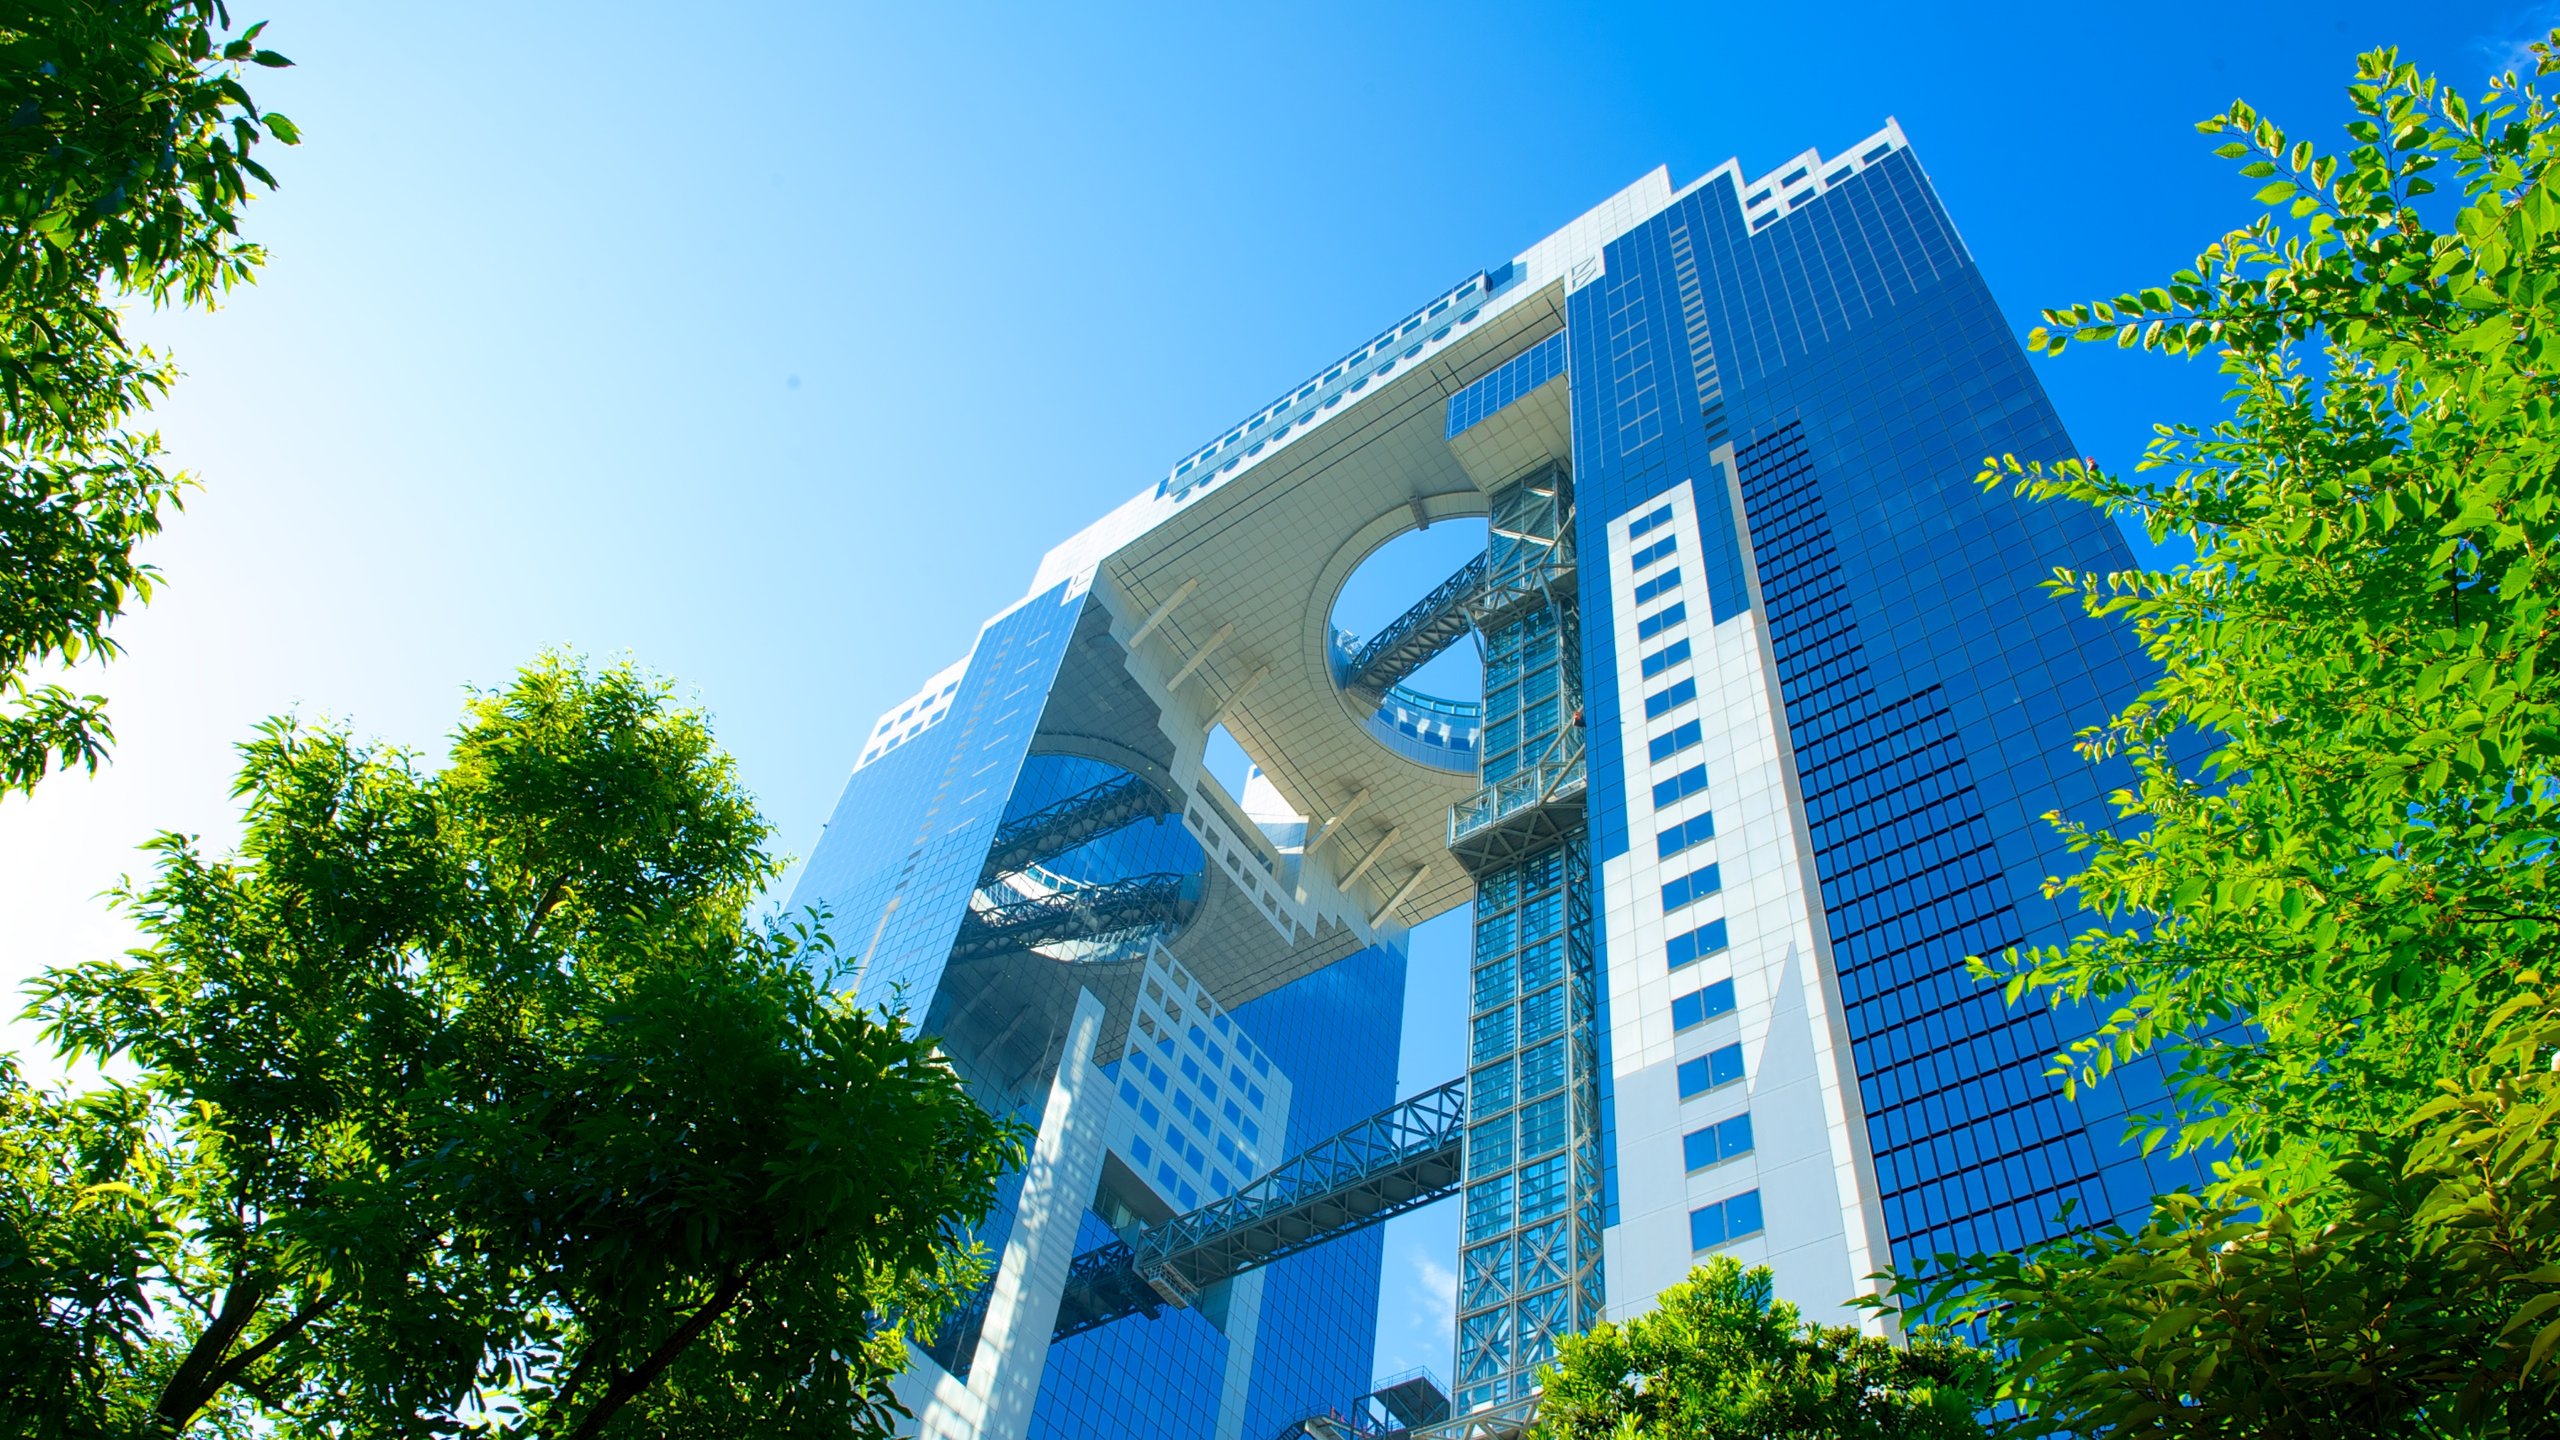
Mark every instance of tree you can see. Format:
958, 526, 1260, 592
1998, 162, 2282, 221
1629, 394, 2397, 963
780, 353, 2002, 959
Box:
1533, 1258, 1992, 1440
1892, 36, 2560, 1437
5, 653, 1021, 1438
1, 0, 295, 794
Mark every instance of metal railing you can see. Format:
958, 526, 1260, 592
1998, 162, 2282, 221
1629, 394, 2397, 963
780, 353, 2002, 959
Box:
1448, 755, 1587, 847
1406, 1394, 1541, 1440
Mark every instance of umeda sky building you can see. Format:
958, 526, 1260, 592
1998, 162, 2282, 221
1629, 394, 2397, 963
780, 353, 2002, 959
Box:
789, 119, 2193, 1440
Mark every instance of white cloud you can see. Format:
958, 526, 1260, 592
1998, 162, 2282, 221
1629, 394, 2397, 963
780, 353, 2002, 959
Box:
1372, 1243, 1458, 1386
2481, 3, 2560, 77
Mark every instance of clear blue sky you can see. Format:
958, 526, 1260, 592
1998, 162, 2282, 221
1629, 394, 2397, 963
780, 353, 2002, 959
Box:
0, 0, 2538, 1394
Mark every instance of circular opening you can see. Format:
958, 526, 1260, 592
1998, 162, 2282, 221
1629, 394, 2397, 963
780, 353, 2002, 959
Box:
1328, 518, 1490, 706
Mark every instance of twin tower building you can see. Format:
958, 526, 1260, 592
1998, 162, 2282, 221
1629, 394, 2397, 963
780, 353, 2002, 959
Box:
793, 121, 2188, 1440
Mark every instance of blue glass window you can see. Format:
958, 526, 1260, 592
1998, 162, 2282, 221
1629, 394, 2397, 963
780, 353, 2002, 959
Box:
1688, 1189, 1764, 1250
1520, 1039, 1565, 1098
1628, 503, 1674, 539
1633, 567, 1683, 606
1639, 638, 1692, 679
1652, 764, 1708, 808
1517, 1155, 1567, 1223
1636, 602, 1687, 641
1517, 937, 1563, 992
1648, 720, 1702, 763
1670, 978, 1736, 1032
1465, 1175, 1515, 1241
1472, 1006, 1518, 1065
1676, 1043, 1744, 1099
1519, 985, 1565, 1046
1644, 677, 1697, 719
1667, 919, 1729, 970
1657, 811, 1715, 859
1518, 1094, 1566, 1157
1632, 535, 1678, 571
1682, 1112, 1755, 1171
1661, 862, 1721, 912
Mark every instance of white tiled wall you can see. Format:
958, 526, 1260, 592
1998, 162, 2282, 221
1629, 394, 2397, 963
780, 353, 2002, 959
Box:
1594, 461, 1889, 1328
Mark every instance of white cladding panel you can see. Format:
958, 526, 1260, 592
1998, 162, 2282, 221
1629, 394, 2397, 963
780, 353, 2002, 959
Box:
1593, 472, 1887, 1328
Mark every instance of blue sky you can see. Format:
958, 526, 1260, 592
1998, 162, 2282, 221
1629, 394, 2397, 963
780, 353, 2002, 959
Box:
0, 0, 2539, 1398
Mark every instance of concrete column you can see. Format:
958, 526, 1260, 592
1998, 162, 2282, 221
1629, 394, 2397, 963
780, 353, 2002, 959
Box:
966, 988, 1112, 1440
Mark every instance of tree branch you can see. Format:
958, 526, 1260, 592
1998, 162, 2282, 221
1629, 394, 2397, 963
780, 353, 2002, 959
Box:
561, 1252, 772, 1440
523, 873, 571, 945
154, 1273, 267, 1431
198, 1290, 342, 1400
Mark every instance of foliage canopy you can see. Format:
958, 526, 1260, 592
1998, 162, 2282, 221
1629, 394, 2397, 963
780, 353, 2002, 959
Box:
1893, 36, 2560, 1438
1, 654, 1019, 1439
0, 0, 293, 793
1534, 1259, 1991, 1440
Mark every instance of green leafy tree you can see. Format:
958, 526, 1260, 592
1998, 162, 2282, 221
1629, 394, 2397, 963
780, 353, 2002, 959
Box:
1534, 1258, 1992, 1440
1, 0, 294, 794
1892, 36, 2560, 1438
0, 1063, 201, 1437
4, 653, 1021, 1438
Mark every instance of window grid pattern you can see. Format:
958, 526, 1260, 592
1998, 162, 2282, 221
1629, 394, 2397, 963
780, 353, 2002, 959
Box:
1036, 946, 1407, 1440
1447, 329, 1569, 439
1605, 270, 1663, 453
1479, 606, 1565, 788
1562, 140, 2200, 1320
1456, 593, 1603, 1413
1457, 836, 1602, 1413
1735, 424, 2106, 1265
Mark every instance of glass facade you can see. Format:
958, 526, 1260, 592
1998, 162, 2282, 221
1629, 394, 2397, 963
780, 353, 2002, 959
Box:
1034, 943, 1403, 1440
792, 584, 1401, 1440
1564, 141, 2200, 1277
793, 582, 1088, 1016
1454, 837, 1601, 1409
789, 123, 2204, 1440
1448, 470, 1604, 1412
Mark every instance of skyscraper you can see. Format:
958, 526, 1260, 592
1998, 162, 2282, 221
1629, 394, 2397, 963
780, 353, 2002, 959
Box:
790, 119, 2191, 1440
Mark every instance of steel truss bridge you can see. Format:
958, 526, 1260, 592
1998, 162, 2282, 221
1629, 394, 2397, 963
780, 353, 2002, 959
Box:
1341, 552, 1489, 705
1052, 1075, 1467, 1339
979, 771, 1174, 883
950, 871, 1201, 964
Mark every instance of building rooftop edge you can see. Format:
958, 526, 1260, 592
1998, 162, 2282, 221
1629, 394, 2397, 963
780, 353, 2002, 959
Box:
860, 120, 1916, 751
